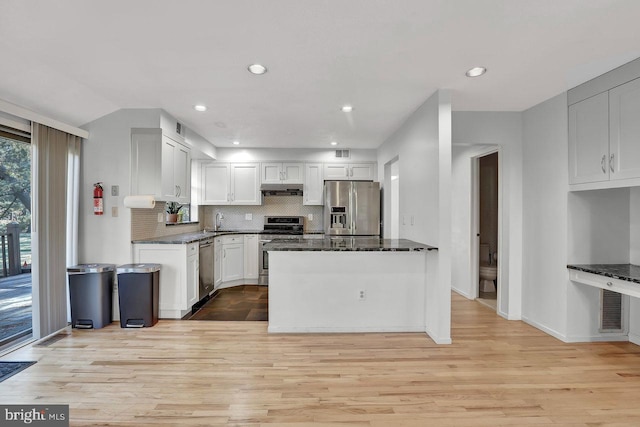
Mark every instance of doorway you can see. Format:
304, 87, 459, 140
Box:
472, 150, 501, 312
0, 126, 32, 350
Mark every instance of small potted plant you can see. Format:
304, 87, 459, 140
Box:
165, 202, 183, 223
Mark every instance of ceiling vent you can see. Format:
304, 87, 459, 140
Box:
335, 149, 350, 158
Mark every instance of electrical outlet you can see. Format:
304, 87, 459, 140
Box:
111, 185, 119, 196
157, 213, 164, 223
245, 213, 252, 221
111, 206, 118, 217
308, 213, 313, 221
358, 289, 366, 301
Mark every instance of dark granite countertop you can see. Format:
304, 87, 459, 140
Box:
133, 230, 325, 244
567, 264, 640, 284
263, 237, 437, 252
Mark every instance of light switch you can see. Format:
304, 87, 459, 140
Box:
111, 206, 118, 217
245, 213, 252, 221
111, 185, 119, 196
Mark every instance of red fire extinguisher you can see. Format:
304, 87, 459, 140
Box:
93, 182, 104, 215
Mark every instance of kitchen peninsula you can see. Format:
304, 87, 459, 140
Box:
265, 237, 437, 333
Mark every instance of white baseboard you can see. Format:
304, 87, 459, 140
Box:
452, 287, 473, 299
425, 325, 452, 345
521, 315, 568, 342
629, 332, 640, 346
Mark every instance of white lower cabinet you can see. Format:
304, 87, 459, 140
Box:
222, 236, 244, 282
243, 234, 259, 279
133, 243, 199, 319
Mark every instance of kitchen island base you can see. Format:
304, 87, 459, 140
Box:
268, 251, 428, 333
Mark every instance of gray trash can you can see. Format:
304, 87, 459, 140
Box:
67, 264, 115, 329
117, 264, 161, 328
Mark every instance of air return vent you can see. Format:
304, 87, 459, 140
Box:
335, 149, 350, 158
176, 122, 185, 137
600, 289, 623, 332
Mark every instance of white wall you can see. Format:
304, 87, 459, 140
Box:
377, 90, 452, 344
451, 112, 523, 318
630, 188, 640, 344
520, 93, 570, 338
79, 109, 160, 265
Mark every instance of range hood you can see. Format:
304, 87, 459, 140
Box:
260, 183, 304, 196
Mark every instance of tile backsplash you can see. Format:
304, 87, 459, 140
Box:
131, 204, 203, 241
203, 196, 324, 232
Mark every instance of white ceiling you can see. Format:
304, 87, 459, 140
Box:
1, 0, 640, 149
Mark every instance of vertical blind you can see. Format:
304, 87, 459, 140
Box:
31, 123, 81, 338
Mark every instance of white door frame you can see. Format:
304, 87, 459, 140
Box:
471, 147, 504, 315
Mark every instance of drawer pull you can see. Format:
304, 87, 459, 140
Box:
606, 281, 613, 287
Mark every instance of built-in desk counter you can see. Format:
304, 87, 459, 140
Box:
567, 264, 640, 298
265, 237, 437, 334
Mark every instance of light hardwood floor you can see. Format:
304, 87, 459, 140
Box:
2, 293, 640, 426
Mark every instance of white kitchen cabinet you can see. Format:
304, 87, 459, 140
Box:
303, 163, 323, 205
132, 242, 199, 319
609, 78, 640, 181
243, 234, 259, 280
261, 162, 304, 184
568, 92, 610, 184
230, 163, 261, 204
131, 128, 191, 203
222, 236, 244, 282
199, 162, 261, 205
323, 163, 376, 181
214, 237, 222, 289
202, 163, 231, 205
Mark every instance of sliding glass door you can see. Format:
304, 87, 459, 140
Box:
0, 126, 32, 349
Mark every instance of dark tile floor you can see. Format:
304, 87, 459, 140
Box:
189, 285, 268, 321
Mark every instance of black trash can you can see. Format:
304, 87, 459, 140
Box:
67, 264, 115, 329
117, 264, 161, 328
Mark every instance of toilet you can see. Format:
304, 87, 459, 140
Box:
479, 244, 497, 292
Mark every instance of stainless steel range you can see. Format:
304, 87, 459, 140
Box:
258, 216, 304, 286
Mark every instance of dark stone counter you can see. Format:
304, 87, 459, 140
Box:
264, 237, 437, 252
567, 264, 640, 285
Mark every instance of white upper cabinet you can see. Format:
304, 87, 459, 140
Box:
230, 163, 261, 205
200, 162, 261, 205
261, 162, 303, 184
131, 129, 191, 202
202, 163, 230, 205
609, 78, 640, 181
303, 163, 323, 205
323, 163, 376, 181
568, 92, 610, 184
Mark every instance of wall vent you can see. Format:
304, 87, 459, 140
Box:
335, 149, 350, 158
176, 122, 185, 137
600, 289, 623, 332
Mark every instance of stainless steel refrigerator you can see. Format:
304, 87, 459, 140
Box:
324, 180, 380, 236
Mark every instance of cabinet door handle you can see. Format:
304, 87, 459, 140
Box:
610, 153, 615, 173
601, 155, 607, 174
223, 249, 226, 258
607, 281, 613, 287
231, 193, 234, 201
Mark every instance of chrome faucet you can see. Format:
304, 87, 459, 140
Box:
214, 212, 224, 231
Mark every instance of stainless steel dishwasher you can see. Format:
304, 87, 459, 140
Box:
199, 239, 214, 300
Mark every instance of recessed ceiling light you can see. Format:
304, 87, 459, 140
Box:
194, 104, 207, 112
232, 140, 240, 145
248, 64, 267, 75
465, 67, 487, 78
341, 105, 353, 113
330, 141, 338, 146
